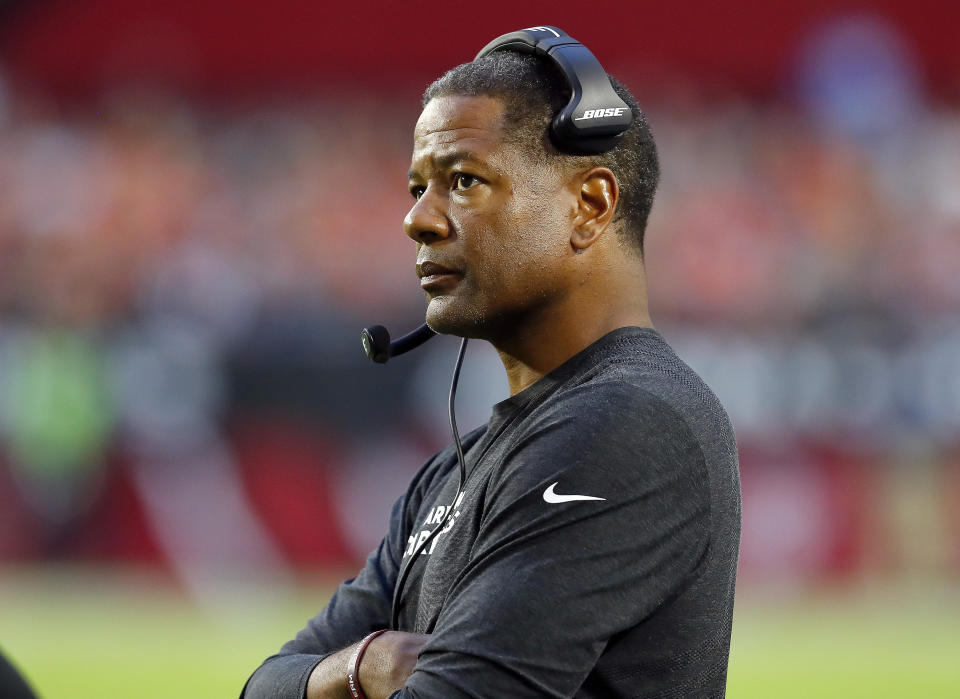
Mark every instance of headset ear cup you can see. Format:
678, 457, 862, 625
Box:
475, 26, 632, 155
551, 112, 627, 155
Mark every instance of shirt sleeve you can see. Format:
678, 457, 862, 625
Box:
394, 383, 712, 699
241, 453, 450, 699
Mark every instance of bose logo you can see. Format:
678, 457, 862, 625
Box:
526, 26, 560, 37
574, 108, 627, 121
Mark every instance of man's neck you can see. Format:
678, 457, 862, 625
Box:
493, 296, 653, 396
481, 240, 653, 395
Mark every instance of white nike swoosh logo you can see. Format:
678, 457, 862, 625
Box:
542, 482, 606, 504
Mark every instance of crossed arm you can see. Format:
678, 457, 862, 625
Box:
242, 389, 710, 699
240, 488, 425, 699
301, 631, 428, 699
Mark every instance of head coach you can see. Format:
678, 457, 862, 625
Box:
242, 26, 741, 699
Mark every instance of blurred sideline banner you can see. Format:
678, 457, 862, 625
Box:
2, 414, 959, 587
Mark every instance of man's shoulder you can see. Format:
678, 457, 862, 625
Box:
482, 359, 718, 528
557, 332, 735, 442
537, 359, 709, 434
510, 333, 738, 493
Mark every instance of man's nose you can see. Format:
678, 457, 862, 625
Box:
404, 188, 450, 244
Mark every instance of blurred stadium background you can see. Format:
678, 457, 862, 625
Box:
0, 1, 959, 697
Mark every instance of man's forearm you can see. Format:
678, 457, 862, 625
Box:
306, 631, 429, 699
305, 645, 355, 699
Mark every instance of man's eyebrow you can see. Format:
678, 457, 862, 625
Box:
408, 150, 486, 180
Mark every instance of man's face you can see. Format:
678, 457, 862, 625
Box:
405, 94, 576, 340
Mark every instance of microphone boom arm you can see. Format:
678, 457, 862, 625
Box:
361, 323, 437, 363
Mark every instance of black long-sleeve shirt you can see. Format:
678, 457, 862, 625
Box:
242, 327, 741, 698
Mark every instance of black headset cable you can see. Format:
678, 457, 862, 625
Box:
390, 337, 469, 630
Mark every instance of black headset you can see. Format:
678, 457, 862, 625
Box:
360, 26, 629, 630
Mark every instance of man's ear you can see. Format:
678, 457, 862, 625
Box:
571, 167, 619, 251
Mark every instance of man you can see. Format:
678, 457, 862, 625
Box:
243, 42, 740, 699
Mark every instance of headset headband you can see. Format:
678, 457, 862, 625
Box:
475, 26, 632, 154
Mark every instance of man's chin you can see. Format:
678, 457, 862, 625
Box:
424, 296, 484, 338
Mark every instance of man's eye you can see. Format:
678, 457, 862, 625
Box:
453, 173, 480, 191
410, 185, 425, 200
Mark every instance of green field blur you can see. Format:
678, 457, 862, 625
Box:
1, 567, 958, 699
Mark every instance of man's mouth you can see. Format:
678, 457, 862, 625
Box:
416, 261, 462, 289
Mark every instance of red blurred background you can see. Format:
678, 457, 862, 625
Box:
0, 0, 959, 600
3, 0, 960, 97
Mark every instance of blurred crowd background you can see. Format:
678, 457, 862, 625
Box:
1, 0, 959, 616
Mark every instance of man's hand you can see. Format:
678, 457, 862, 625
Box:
306, 631, 429, 699
357, 631, 430, 699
